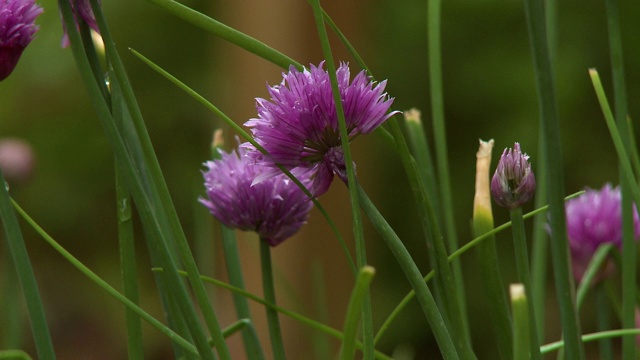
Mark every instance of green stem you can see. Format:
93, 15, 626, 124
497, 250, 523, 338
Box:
0, 173, 55, 360
540, 328, 640, 354
0, 350, 32, 360
575, 244, 613, 310
530, 134, 548, 343
509, 208, 540, 359
116, 167, 144, 360
594, 284, 613, 360
260, 239, 286, 360
522, 0, 584, 357
357, 184, 460, 360
145, 0, 300, 70
511, 284, 531, 360
340, 266, 376, 360
427, 1, 470, 344
604, 0, 635, 357
221, 226, 265, 360
308, 2, 373, 359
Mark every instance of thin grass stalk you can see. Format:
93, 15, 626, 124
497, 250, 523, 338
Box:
509, 208, 541, 359
374, 190, 585, 345
540, 328, 640, 355
340, 266, 376, 360
170, 270, 394, 360
0, 350, 31, 360
145, 0, 300, 70
128, 49, 357, 277
221, 226, 265, 360
589, 70, 640, 205
522, 0, 584, 357
1, 245, 21, 349
59, 2, 219, 357
308, 2, 373, 359
116, 168, 144, 360
604, 0, 635, 357
311, 261, 331, 360
472, 140, 511, 359
511, 284, 531, 360
259, 239, 286, 360
530, 134, 548, 343
427, 0, 470, 343
356, 184, 460, 360
11, 200, 199, 356
530, 0, 556, 343
220, 319, 251, 340
594, 284, 613, 360
0, 172, 55, 360
625, 117, 640, 181
87, 1, 231, 357
575, 244, 613, 310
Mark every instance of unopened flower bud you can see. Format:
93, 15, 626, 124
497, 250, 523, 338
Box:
491, 142, 536, 209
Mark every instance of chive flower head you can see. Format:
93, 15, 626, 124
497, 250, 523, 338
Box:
244, 61, 399, 196
565, 184, 640, 281
0, 0, 43, 81
491, 142, 536, 209
200, 144, 314, 247
60, 0, 100, 48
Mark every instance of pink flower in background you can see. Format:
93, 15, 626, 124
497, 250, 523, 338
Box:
0, 0, 43, 81
244, 61, 399, 196
565, 184, 640, 281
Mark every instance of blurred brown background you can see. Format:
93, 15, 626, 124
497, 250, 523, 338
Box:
1, 0, 639, 358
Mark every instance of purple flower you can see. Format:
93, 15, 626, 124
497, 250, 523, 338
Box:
244, 61, 399, 196
60, 0, 100, 48
200, 144, 314, 247
491, 142, 536, 209
0, 0, 43, 81
566, 184, 640, 281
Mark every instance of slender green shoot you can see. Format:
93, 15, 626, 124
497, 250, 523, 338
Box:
509, 208, 540, 359
510, 284, 531, 360
260, 239, 287, 360
144, 0, 301, 70
0, 173, 55, 360
340, 266, 376, 360
523, 0, 584, 356
0, 350, 32, 360
575, 244, 613, 310
307, 1, 373, 358
540, 328, 640, 354
357, 184, 460, 360
594, 284, 613, 360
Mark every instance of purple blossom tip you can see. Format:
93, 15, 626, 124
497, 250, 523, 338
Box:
566, 184, 640, 281
60, 0, 101, 48
490, 142, 536, 209
200, 144, 314, 247
0, 0, 43, 81
244, 61, 399, 196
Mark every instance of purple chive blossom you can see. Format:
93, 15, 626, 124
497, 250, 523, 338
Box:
60, 0, 100, 48
566, 184, 640, 281
200, 144, 314, 247
0, 0, 43, 81
244, 61, 399, 196
491, 142, 536, 209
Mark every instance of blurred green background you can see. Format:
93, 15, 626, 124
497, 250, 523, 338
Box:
1, 0, 639, 358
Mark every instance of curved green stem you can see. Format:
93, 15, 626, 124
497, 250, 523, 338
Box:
260, 239, 286, 360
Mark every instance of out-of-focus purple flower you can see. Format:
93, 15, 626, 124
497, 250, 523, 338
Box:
60, 0, 100, 48
0, 0, 43, 81
490, 142, 536, 209
0, 138, 35, 184
244, 61, 399, 196
200, 144, 314, 247
566, 184, 640, 281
